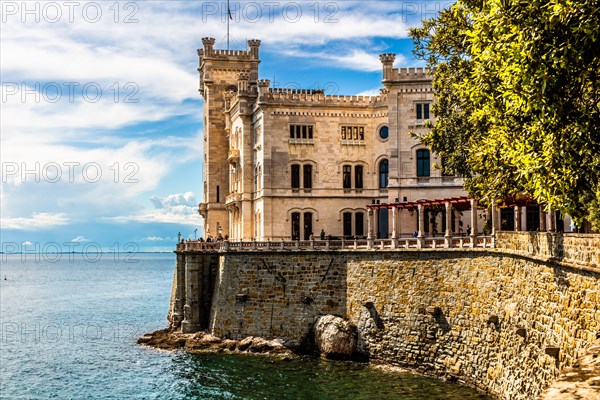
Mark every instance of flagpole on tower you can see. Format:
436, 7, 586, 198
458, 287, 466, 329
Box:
227, 0, 231, 50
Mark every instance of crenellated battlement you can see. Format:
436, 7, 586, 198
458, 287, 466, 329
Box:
198, 37, 260, 62
379, 53, 432, 83
269, 88, 324, 95
260, 88, 386, 107
395, 67, 431, 79
384, 66, 431, 83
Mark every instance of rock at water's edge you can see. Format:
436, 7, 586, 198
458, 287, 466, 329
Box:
314, 315, 357, 359
138, 329, 292, 357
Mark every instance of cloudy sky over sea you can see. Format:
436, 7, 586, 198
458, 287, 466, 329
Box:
1, 1, 451, 252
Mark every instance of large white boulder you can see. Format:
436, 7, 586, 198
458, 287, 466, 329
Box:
313, 315, 357, 359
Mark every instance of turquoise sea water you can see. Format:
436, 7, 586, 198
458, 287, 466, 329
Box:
0, 253, 489, 399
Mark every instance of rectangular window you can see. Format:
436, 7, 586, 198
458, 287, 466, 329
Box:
216, 185, 220, 203
291, 165, 300, 189
303, 165, 312, 189
343, 212, 352, 238
289, 125, 313, 140
416, 103, 431, 120
416, 149, 431, 177
355, 165, 363, 189
343, 165, 352, 189
355, 213, 364, 237
340, 126, 365, 141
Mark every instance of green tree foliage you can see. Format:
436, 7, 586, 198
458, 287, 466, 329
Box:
410, 0, 600, 229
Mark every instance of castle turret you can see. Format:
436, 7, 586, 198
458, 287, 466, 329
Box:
247, 39, 261, 60
380, 53, 396, 82
237, 72, 249, 94
202, 37, 216, 55
257, 79, 270, 100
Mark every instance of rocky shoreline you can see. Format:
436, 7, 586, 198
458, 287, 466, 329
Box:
138, 328, 295, 357
139, 314, 362, 360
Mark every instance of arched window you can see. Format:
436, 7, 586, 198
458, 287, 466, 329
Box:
416, 149, 430, 177
379, 159, 389, 188
343, 212, 352, 238
343, 165, 352, 189
354, 165, 363, 189
303, 212, 313, 240
291, 212, 300, 240
303, 165, 312, 189
355, 212, 364, 237
291, 164, 300, 188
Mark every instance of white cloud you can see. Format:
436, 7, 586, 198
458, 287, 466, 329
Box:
143, 236, 175, 242
104, 192, 202, 226
279, 48, 407, 72
0, 1, 437, 242
1, 213, 69, 230
149, 192, 197, 209
357, 88, 384, 97
71, 235, 89, 242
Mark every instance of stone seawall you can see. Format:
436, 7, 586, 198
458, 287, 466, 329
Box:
168, 234, 600, 399
209, 253, 347, 341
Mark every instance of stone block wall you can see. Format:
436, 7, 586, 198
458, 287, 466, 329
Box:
196, 248, 599, 399
171, 233, 600, 399
208, 252, 347, 340
345, 251, 599, 399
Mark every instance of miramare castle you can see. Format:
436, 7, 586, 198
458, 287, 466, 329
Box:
197, 38, 568, 240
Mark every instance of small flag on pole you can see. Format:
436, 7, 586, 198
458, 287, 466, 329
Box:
227, 0, 233, 20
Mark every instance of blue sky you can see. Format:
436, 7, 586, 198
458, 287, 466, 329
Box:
1, 1, 451, 252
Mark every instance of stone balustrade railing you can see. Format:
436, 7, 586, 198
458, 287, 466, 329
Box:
175, 235, 495, 253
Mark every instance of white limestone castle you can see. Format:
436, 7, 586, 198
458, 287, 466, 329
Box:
197, 37, 469, 241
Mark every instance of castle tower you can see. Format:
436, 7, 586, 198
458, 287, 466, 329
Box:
198, 38, 261, 238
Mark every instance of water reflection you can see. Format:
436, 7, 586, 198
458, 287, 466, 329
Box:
170, 352, 490, 400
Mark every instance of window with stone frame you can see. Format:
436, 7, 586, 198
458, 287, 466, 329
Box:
415, 103, 430, 120
290, 125, 314, 139
291, 164, 300, 188
354, 165, 364, 189
303, 164, 313, 189
343, 165, 352, 189
416, 149, 430, 177
379, 159, 389, 188
341, 126, 365, 140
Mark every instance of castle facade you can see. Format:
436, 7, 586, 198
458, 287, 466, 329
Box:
197, 38, 467, 240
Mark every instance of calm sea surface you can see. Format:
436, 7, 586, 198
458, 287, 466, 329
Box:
0, 253, 489, 399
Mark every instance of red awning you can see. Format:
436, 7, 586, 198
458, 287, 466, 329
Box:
368, 196, 473, 210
